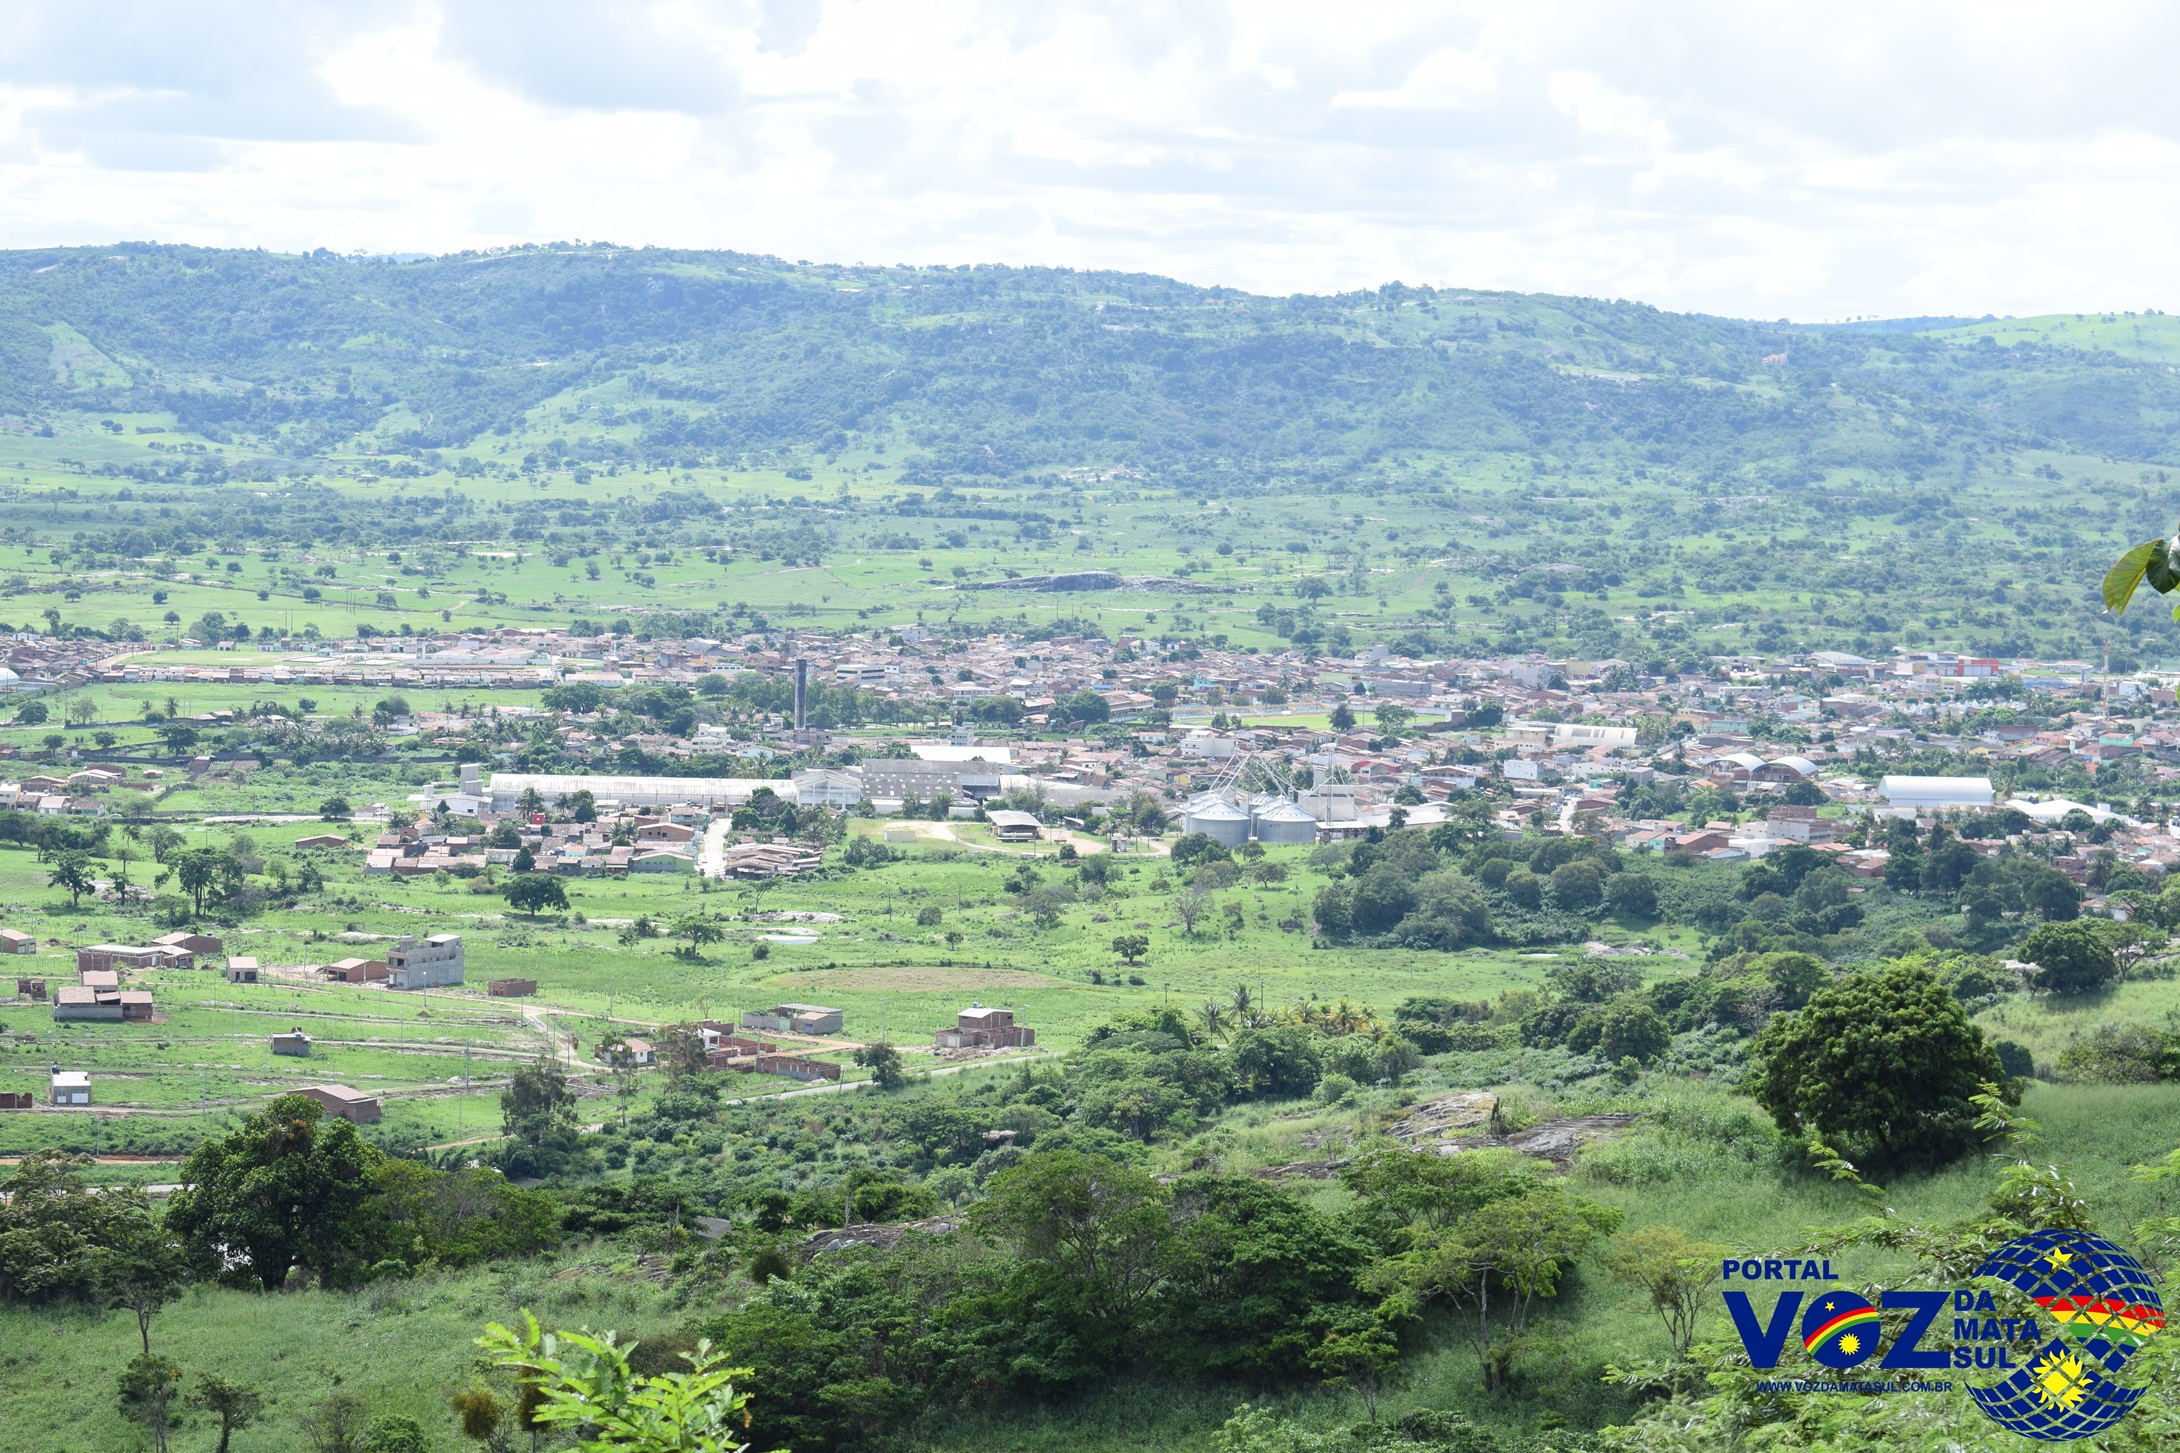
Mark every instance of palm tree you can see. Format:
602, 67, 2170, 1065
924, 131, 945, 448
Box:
1197, 1000, 1229, 1043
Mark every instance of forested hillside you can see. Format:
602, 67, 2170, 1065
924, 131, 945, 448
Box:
2, 243, 2179, 666
3, 243, 2178, 491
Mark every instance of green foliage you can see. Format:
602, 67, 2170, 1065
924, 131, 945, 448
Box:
502, 872, 569, 917
165, 1094, 382, 1290
852, 1040, 906, 1090
479, 1311, 762, 1453
1744, 960, 2007, 1170
2018, 918, 2120, 993
190, 1374, 263, 1453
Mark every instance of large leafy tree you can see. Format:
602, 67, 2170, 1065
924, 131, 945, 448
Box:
1744, 961, 2006, 1170
164, 1093, 382, 1290
2018, 920, 2119, 994
501, 1055, 581, 1176
0, 1153, 180, 1319
502, 872, 569, 917
968, 1150, 1174, 1329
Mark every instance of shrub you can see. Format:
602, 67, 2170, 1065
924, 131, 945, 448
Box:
1744, 960, 2007, 1170
2019, 921, 2119, 994
2054, 1024, 2180, 1084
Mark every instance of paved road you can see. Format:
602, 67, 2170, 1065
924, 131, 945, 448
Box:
699, 818, 731, 878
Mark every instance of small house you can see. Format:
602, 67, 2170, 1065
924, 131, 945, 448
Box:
0, 929, 36, 954
742, 1003, 844, 1035
52, 986, 120, 1022
985, 809, 1043, 843
324, 957, 387, 984
487, 978, 537, 997
271, 1027, 312, 1057
77, 944, 168, 975
225, 957, 259, 984
292, 834, 350, 849
49, 1069, 89, 1105
298, 1084, 381, 1124
153, 931, 224, 957
935, 1004, 1035, 1050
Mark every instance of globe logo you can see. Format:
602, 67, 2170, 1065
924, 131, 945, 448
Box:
1968, 1229, 2165, 1440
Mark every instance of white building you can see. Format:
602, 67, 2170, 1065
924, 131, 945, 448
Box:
387, 933, 464, 990
790, 768, 864, 809
50, 1069, 89, 1105
1880, 775, 1995, 811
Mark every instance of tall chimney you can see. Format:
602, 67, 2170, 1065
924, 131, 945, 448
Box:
793, 659, 808, 730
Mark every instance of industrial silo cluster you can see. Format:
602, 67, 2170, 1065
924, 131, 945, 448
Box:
1180, 789, 1319, 846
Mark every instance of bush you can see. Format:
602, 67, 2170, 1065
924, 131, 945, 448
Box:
2054, 1024, 2180, 1083
2019, 920, 2119, 994
1605, 872, 1658, 918
1744, 960, 2007, 1170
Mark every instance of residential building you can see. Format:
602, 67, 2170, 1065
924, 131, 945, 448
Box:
935, 1004, 1036, 1050
741, 1003, 845, 1035
299, 1084, 381, 1123
386, 933, 464, 990
50, 1069, 89, 1105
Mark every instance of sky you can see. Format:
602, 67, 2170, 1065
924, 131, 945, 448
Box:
2, 1, 2177, 320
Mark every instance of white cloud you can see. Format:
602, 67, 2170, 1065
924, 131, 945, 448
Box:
0, 0, 2175, 318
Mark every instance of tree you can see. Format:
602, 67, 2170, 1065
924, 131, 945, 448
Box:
854, 1041, 905, 1089
1111, 933, 1149, 966
1607, 1227, 1726, 1360
12, 700, 45, 726
164, 1093, 383, 1290
1176, 885, 1213, 937
117, 1353, 184, 1453
479, 1313, 763, 1453
968, 1151, 1174, 1325
670, 913, 724, 956
597, 1033, 640, 1130
1329, 702, 1356, 731
1549, 859, 1604, 911
1371, 703, 1413, 734
502, 873, 569, 918
450, 1387, 506, 1450
191, 1374, 264, 1453
173, 847, 234, 917
47, 848, 94, 908
1596, 1001, 1671, 1065
2018, 920, 2120, 994
154, 722, 200, 755
320, 796, 351, 820
659, 1024, 709, 1085
1745, 961, 2007, 1170
1306, 1325, 1402, 1421
299, 1392, 371, 1453
0, 1151, 167, 1305
1366, 1185, 1621, 1390
92, 1212, 190, 1354
1604, 872, 1658, 918
501, 1056, 580, 1177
